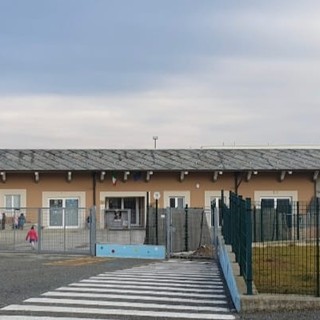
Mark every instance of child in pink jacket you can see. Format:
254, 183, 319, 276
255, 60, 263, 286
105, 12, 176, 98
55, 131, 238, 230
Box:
26, 225, 38, 250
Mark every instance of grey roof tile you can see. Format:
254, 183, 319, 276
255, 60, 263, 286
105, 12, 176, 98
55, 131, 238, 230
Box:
0, 148, 319, 172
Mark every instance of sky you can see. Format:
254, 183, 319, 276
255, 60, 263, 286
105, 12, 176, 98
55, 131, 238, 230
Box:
0, 0, 320, 149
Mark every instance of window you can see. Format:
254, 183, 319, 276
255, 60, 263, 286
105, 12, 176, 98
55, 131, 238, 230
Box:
105, 197, 144, 226
49, 198, 79, 228
169, 196, 185, 209
260, 197, 293, 237
5, 194, 21, 209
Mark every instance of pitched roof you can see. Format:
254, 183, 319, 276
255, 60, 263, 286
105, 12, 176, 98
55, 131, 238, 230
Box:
0, 148, 319, 172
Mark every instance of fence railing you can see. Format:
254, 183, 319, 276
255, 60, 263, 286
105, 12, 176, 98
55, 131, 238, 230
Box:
220, 194, 320, 297
252, 198, 320, 296
0, 205, 213, 258
221, 191, 253, 295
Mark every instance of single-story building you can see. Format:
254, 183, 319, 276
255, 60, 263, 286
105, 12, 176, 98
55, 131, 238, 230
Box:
0, 147, 319, 229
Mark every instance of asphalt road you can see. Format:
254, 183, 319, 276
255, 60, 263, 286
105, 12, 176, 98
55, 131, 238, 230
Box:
0, 252, 319, 319
0, 252, 154, 308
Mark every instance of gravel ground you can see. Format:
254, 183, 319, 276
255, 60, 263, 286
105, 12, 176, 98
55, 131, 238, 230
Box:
0, 252, 155, 308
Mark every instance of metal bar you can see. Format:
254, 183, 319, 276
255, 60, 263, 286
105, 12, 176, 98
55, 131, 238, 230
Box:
246, 198, 253, 295
184, 204, 188, 252
316, 198, 320, 297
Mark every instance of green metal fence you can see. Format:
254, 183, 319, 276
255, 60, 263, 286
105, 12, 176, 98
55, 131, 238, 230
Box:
221, 191, 253, 295
252, 198, 320, 296
220, 192, 320, 297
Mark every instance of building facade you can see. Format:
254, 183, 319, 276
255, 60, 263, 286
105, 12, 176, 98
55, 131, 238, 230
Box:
0, 147, 319, 230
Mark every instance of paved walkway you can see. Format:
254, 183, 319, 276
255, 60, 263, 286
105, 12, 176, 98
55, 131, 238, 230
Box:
0, 259, 237, 319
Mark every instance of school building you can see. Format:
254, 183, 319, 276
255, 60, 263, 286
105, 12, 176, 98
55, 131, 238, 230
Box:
0, 147, 319, 230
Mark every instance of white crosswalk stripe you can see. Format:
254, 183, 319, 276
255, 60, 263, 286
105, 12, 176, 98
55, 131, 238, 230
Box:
0, 259, 237, 320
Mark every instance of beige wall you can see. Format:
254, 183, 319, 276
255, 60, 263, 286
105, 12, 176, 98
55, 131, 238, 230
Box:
237, 172, 314, 203
0, 170, 315, 212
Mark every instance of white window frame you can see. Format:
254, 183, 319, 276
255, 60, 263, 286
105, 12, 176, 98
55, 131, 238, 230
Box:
100, 191, 147, 228
48, 197, 80, 229
42, 192, 86, 228
163, 191, 190, 209
0, 189, 26, 217
204, 190, 229, 227
254, 190, 297, 211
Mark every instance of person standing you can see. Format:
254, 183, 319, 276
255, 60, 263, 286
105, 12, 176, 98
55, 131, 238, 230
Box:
18, 213, 26, 230
25, 225, 38, 250
13, 214, 18, 229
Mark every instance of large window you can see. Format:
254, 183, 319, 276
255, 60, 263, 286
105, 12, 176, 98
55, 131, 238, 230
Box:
49, 198, 79, 228
5, 194, 21, 209
105, 197, 144, 226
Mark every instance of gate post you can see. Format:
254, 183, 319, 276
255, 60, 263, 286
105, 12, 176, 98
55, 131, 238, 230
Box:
212, 201, 218, 249
184, 204, 189, 252
37, 208, 42, 253
89, 206, 97, 256
165, 207, 172, 259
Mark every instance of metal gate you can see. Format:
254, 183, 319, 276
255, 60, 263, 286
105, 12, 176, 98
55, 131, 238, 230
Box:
145, 206, 213, 258
0, 207, 93, 254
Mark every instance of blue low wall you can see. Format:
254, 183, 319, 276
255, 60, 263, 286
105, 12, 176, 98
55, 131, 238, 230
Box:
217, 235, 241, 312
96, 243, 166, 259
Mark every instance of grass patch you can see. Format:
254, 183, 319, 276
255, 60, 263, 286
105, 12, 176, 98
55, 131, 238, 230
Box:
253, 244, 319, 295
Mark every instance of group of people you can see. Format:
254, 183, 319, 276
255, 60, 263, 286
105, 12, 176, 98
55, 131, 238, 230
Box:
1, 212, 26, 230
12, 213, 26, 230
0, 212, 37, 249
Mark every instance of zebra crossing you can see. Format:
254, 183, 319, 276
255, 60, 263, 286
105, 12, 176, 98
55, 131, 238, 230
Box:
0, 259, 237, 319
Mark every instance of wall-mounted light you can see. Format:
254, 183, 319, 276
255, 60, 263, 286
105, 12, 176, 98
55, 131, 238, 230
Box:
180, 171, 189, 182
146, 171, 153, 182
34, 171, 39, 183
213, 171, 223, 182
123, 171, 130, 182
280, 171, 286, 181
100, 171, 106, 182
67, 171, 72, 182
313, 171, 319, 181
0, 171, 6, 183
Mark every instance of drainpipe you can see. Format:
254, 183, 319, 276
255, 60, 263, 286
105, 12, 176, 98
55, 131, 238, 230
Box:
234, 172, 242, 195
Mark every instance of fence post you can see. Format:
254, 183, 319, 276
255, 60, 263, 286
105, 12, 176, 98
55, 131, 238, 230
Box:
155, 199, 159, 245
253, 205, 257, 242
89, 206, 96, 256
246, 198, 253, 295
166, 207, 171, 259
185, 204, 189, 252
297, 201, 300, 241
316, 198, 320, 297
145, 200, 150, 244
211, 201, 218, 249
37, 208, 42, 253
260, 204, 264, 242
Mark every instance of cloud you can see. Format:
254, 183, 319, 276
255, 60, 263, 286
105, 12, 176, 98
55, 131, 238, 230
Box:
0, 1, 319, 148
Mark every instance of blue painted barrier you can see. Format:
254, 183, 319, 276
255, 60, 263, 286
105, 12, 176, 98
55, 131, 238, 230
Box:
96, 243, 166, 259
